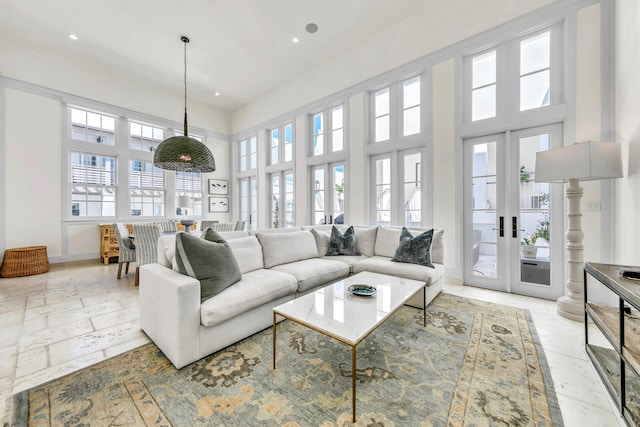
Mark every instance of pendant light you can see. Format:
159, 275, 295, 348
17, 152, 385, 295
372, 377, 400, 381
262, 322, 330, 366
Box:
154, 36, 216, 172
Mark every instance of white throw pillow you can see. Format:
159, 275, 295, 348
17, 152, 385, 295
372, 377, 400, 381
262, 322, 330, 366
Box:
257, 230, 319, 268
374, 226, 402, 258
311, 229, 331, 256
354, 227, 378, 257
226, 236, 264, 274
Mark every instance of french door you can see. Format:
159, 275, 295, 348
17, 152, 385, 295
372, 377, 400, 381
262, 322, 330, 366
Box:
463, 124, 563, 300
239, 176, 257, 230
312, 163, 345, 225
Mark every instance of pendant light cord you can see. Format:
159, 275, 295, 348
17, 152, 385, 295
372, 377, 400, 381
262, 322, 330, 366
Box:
182, 36, 189, 137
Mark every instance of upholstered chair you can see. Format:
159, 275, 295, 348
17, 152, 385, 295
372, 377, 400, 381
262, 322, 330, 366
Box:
201, 222, 235, 232
112, 223, 136, 281
132, 223, 161, 286
199, 220, 219, 230
155, 220, 177, 233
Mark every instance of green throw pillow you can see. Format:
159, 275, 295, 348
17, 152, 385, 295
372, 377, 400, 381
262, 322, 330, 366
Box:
391, 227, 434, 268
175, 230, 242, 303
326, 225, 358, 256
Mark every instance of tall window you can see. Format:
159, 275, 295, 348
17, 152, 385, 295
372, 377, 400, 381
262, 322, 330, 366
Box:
130, 121, 164, 152
310, 104, 345, 156
129, 160, 164, 217
374, 157, 391, 225
239, 177, 257, 229
403, 153, 422, 226
70, 107, 116, 145
520, 31, 551, 111
471, 50, 497, 121
70, 152, 116, 217
175, 171, 202, 216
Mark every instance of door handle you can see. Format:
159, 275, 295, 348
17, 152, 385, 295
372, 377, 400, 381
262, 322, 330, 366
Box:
492, 216, 504, 237
249, 214, 252, 225
512, 217, 518, 238
329, 215, 333, 224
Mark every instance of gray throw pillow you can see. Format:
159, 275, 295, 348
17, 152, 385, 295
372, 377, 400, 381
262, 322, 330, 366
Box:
326, 225, 358, 256
391, 227, 434, 268
175, 231, 242, 303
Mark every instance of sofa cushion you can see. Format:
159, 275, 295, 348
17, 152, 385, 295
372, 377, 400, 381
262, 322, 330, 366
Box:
392, 227, 434, 268
271, 258, 349, 294
200, 269, 297, 327
257, 230, 319, 268
374, 226, 402, 258
226, 236, 264, 274
354, 226, 377, 257
326, 226, 358, 256
353, 256, 445, 285
322, 255, 368, 273
175, 231, 241, 303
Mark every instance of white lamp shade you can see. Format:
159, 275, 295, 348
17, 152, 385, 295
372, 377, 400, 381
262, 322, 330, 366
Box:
534, 141, 623, 183
177, 195, 191, 208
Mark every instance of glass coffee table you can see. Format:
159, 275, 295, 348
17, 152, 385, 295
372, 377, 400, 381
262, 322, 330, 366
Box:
272, 271, 426, 422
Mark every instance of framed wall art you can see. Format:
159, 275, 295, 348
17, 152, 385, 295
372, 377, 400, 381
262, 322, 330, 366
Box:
208, 179, 228, 195
209, 197, 229, 212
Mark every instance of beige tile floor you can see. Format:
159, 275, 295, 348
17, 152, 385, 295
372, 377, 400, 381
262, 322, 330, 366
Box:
0, 261, 626, 426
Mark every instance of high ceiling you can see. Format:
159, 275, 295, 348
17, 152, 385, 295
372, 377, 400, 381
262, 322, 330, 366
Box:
0, 0, 434, 112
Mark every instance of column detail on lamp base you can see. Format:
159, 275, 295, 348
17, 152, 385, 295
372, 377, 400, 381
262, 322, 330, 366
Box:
557, 178, 585, 322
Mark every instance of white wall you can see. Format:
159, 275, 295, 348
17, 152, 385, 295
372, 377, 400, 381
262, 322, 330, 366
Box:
231, 0, 555, 134
614, 0, 640, 265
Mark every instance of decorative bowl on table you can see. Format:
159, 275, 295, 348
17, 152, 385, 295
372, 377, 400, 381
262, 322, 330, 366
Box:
347, 284, 376, 296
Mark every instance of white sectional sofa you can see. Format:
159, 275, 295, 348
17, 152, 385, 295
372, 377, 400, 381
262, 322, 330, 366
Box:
139, 225, 445, 368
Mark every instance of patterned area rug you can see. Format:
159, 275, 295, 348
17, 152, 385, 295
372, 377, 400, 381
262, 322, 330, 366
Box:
11, 293, 563, 426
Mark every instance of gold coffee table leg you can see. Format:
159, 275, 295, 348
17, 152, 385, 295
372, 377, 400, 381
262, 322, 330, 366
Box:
272, 312, 277, 369
352, 345, 357, 422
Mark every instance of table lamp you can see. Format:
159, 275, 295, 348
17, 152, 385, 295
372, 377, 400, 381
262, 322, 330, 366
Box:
534, 141, 623, 321
178, 195, 195, 233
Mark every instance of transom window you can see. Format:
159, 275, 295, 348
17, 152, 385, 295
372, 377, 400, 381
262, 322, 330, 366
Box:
520, 31, 551, 111
70, 107, 116, 145
129, 160, 164, 217
269, 122, 293, 165
70, 151, 116, 217
471, 51, 497, 121
239, 135, 258, 171
371, 75, 422, 143
130, 121, 165, 152
374, 88, 390, 142
310, 104, 345, 156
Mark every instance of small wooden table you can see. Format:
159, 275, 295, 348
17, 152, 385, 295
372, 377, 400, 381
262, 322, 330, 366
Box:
272, 271, 426, 422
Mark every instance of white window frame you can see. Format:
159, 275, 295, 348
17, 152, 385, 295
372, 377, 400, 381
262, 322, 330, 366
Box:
129, 159, 165, 217
269, 170, 294, 228
309, 103, 346, 158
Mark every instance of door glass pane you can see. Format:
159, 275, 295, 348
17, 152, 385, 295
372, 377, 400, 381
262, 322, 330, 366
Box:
314, 168, 325, 224
519, 134, 551, 285
472, 142, 498, 278
250, 178, 257, 229
375, 158, 391, 225
240, 179, 248, 222
403, 153, 421, 226
271, 174, 280, 228
285, 173, 294, 227
332, 165, 345, 224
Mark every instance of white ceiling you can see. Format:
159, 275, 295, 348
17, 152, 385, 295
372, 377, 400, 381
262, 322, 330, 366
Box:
0, 0, 434, 112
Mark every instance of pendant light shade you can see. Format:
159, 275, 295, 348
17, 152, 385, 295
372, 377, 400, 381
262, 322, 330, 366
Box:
154, 36, 216, 173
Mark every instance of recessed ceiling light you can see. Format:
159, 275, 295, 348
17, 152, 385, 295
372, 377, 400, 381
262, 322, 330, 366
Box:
69, 34, 78, 40
214, 92, 220, 97
292, 37, 299, 44
306, 23, 318, 34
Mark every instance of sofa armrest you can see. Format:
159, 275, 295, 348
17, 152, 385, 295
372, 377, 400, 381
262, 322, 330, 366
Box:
139, 263, 201, 368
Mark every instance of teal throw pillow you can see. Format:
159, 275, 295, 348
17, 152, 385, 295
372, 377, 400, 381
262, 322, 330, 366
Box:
391, 227, 434, 268
326, 225, 358, 256
175, 231, 241, 303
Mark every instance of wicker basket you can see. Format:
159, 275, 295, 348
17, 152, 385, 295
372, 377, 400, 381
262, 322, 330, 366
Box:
1, 246, 50, 278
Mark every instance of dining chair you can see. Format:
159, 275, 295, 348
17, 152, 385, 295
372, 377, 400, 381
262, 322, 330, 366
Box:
155, 220, 177, 233
199, 220, 220, 230
132, 223, 161, 286
112, 223, 136, 281
234, 220, 246, 231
